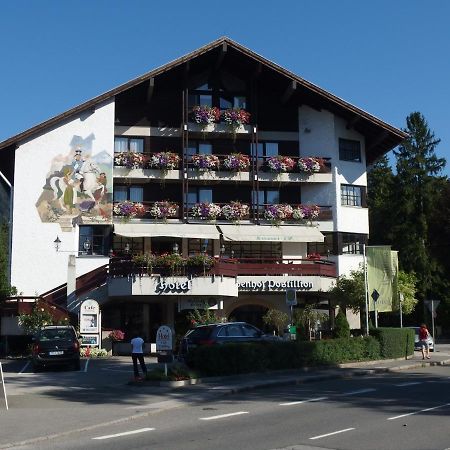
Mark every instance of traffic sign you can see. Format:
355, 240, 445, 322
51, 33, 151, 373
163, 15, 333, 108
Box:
424, 300, 440, 313
371, 289, 380, 302
286, 288, 297, 306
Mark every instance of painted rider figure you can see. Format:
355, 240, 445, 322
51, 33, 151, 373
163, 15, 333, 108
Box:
71, 148, 85, 192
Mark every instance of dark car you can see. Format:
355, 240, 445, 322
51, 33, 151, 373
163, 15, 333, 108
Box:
31, 325, 81, 372
179, 322, 280, 356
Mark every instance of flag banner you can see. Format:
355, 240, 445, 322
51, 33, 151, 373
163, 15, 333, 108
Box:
391, 250, 399, 310
367, 246, 394, 312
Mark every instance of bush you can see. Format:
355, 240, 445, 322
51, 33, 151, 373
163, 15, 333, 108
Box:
370, 327, 414, 358
333, 311, 350, 338
187, 337, 381, 376
80, 347, 108, 357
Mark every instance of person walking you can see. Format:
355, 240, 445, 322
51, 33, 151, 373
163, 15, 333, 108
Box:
418, 323, 431, 360
130, 333, 147, 381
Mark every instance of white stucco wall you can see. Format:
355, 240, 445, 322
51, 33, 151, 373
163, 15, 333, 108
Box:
11, 100, 115, 296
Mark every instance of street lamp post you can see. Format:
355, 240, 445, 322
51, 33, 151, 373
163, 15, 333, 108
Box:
399, 293, 404, 328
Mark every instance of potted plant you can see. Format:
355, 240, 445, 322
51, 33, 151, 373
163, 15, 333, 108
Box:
298, 157, 323, 174
148, 201, 178, 220
222, 108, 251, 129
191, 202, 222, 221
155, 253, 186, 275
292, 204, 320, 222
223, 153, 251, 172
264, 203, 293, 226
113, 201, 147, 221
265, 155, 296, 173
114, 152, 146, 169
191, 154, 220, 172
186, 254, 216, 270
147, 151, 180, 173
192, 105, 221, 125
221, 201, 250, 223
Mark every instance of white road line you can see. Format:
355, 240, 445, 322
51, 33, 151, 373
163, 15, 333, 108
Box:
199, 411, 249, 421
101, 368, 131, 373
387, 403, 450, 420
92, 427, 155, 440
309, 428, 355, 440
280, 396, 328, 406
394, 382, 422, 387
83, 359, 89, 373
339, 388, 376, 396
19, 361, 30, 374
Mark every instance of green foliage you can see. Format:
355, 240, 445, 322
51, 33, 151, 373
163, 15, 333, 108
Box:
370, 327, 415, 358
293, 304, 328, 340
397, 271, 419, 315
187, 337, 381, 376
328, 267, 365, 313
0, 222, 16, 300
186, 304, 219, 327
145, 364, 197, 381
186, 254, 215, 269
333, 311, 350, 338
262, 309, 289, 335
18, 301, 54, 335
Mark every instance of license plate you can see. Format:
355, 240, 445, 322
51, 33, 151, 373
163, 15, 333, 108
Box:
49, 351, 64, 356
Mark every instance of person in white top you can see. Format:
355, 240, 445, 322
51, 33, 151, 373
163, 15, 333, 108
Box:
130, 334, 147, 380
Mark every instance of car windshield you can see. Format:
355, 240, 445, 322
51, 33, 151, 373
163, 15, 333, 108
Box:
185, 326, 214, 340
38, 329, 73, 341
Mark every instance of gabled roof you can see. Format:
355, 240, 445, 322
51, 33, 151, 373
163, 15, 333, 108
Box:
0, 37, 407, 161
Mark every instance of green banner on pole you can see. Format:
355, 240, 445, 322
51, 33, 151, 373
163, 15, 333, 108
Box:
367, 246, 395, 312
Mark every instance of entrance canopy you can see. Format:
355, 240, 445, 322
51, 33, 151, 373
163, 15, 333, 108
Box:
218, 225, 324, 243
114, 223, 220, 240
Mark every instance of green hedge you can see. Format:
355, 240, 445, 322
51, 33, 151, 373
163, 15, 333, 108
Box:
187, 337, 381, 376
370, 327, 415, 359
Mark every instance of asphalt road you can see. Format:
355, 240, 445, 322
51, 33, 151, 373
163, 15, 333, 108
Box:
6, 364, 450, 450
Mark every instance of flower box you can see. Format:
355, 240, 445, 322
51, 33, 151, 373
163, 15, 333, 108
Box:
148, 201, 179, 220
113, 201, 147, 219
221, 201, 250, 222
191, 202, 222, 221
223, 153, 250, 172
191, 154, 220, 172
147, 152, 180, 171
265, 155, 296, 173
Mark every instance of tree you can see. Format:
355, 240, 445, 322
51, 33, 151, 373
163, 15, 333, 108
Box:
18, 301, 54, 335
367, 155, 395, 245
293, 304, 328, 341
262, 309, 289, 336
392, 112, 446, 301
333, 311, 350, 338
328, 267, 366, 314
397, 270, 419, 315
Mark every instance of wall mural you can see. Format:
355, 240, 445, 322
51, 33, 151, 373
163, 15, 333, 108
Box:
35, 134, 113, 228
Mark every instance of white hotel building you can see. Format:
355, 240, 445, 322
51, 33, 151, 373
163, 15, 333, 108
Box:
0, 38, 406, 341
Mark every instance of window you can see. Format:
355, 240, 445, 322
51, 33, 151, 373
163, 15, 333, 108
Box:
252, 142, 279, 158
341, 184, 364, 207
79, 225, 111, 256
114, 137, 144, 153
220, 95, 247, 110
114, 186, 144, 203
112, 236, 144, 255
241, 324, 260, 337
339, 138, 361, 162
186, 141, 212, 157
188, 83, 213, 108
341, 233, 367, 255
252, 189, 279, 208
222, 242, 281, 260
307, 233, 334, 256
187, 239, 213, 255
186, 187, 212, 208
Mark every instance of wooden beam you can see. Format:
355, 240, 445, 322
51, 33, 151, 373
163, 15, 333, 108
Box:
214, 42, 228, 70
146, 77, 155, 103
281, 80, 297, 104
366, 131, 390, 152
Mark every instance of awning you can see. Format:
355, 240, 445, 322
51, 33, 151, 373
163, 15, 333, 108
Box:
218, 225, 324, 243
114, 223, 221, 240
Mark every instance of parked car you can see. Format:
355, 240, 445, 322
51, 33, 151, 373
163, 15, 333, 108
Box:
179, 322, 280, 357
31, 325, 81, 372
409, 326, 434, 352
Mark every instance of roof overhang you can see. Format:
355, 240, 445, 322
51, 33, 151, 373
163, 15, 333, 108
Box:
218, 225, 324, 243
114, 223, 220, 240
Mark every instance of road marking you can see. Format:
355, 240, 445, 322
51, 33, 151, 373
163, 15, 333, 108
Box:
339, 388, 376, 396
199, 411, 249, 421
309, 428, 355, 440
19, 361, 30, 374
92, 427, 155, 440
101, 367, 132, 373
84, 359, 89, 373
280, 396, 328, 406
387, 403, 450, 420
394, 382, 422, 387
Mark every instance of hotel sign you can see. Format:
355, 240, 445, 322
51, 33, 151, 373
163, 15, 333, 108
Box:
155, 279, 191, 294
238, 280, 313, 291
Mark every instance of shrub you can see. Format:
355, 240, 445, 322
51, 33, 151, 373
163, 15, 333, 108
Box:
370, 327, 414, 358
333, 311, 350, 338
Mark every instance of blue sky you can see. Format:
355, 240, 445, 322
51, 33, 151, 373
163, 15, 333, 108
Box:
1, 0, 449, 175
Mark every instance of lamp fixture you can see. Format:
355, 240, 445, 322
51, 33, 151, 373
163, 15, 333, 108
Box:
124, 243, 131, 254
173, 242, 179, 254
54, 236, 62, 252
83, 238, 91, 253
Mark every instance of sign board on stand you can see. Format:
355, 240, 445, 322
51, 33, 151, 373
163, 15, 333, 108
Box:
79, 299, 101, 348
156, 325, 174, 370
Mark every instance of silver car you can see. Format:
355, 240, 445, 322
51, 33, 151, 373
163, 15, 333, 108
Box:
410, 327, 434, 352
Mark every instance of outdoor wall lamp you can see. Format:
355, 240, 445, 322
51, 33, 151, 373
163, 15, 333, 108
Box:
124, 242, 131, 254
83, 238, 91, 253
53, 236, 62, 252
173, 242, 179, 254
